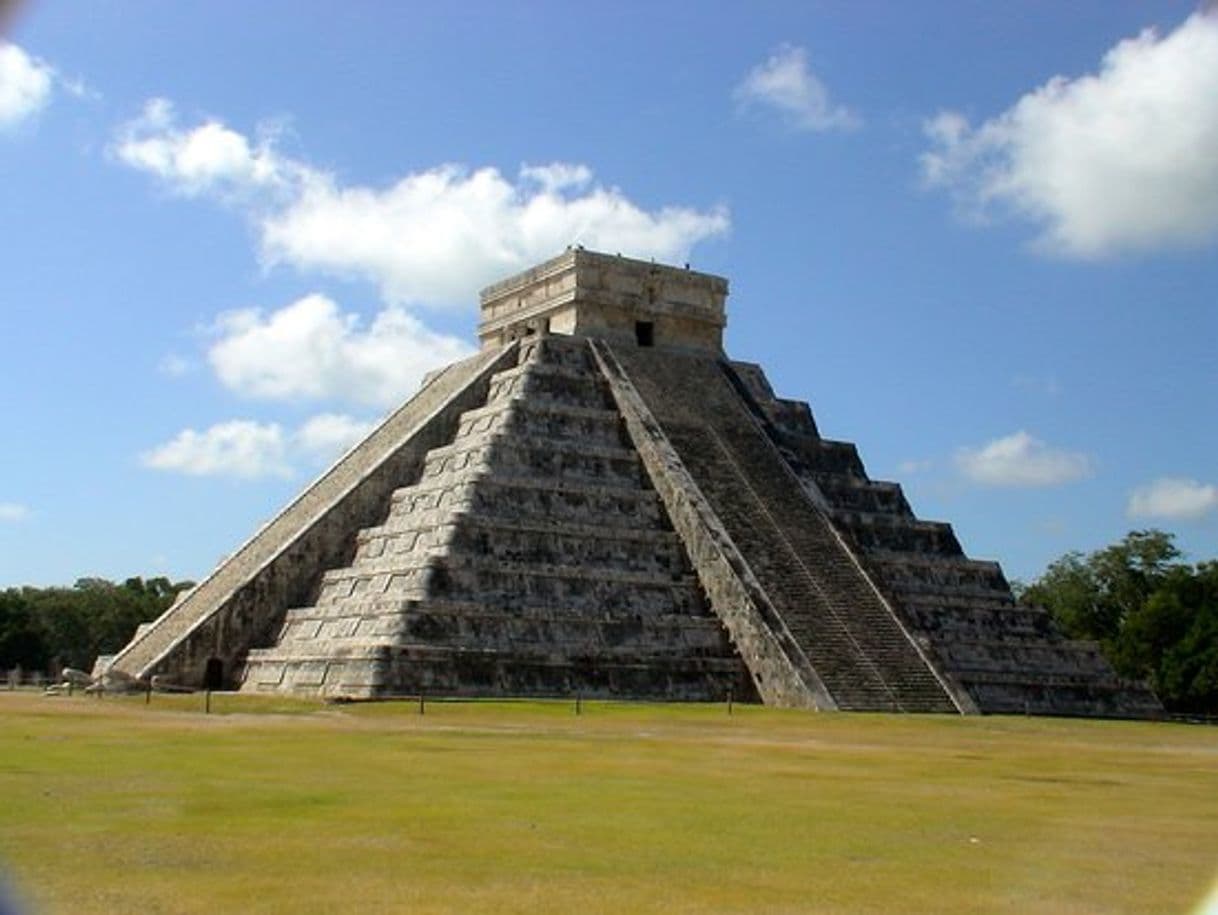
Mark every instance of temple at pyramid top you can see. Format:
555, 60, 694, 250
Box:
478, 248, 728, 352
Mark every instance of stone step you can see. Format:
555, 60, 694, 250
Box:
266, 608, 734, 656
517, 335, 598, 371
246, 638, 389, 660
901, 603, 1056, 639
371, 501, 674, 548
415, 435, 495, 482
389, 474, 667, 528
959, 677, 1163, 717
940, 640, 1114, 677
388, 647, 748, 697
315, 556, 704, 616
272, 598, 727, 652
489, 353, 600, 384
281, 595, 725, 624
352, 521, 451, 564
896, 590, 1017, 610
831, 512, 962, 556
357, 512, 679, 562
422, 434, 644, 487
485, 360, 613, 410
402, 613, 733, 655
959, 671, 1124, 689
442, 519, 687, 575
320, 553, 698, 587
456, 398, 625, 447
885, 579, 1016, 603
346, 518, 688, 579
779, 437, 867, 479
274, 588, 728, 645
865, 551, 1009, 592
763, 400, 821, 439
809, 475, 912, 516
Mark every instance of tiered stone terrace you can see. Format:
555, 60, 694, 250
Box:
240, 336, 753, 700
728, 360, 1162, 717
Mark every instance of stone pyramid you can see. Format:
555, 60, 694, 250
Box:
104, 249, 1161, 716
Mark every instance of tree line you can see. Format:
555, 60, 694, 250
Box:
0, 577, 193, 674
1016, 530, 1217, 715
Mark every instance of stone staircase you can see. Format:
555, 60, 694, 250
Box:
609, 346, 958, 713
240, 335, 752, 700
727, 360, 1162, 718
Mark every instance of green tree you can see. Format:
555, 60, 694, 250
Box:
1152, 562, 1218, 713
1, 576, 193, 673
0, 590, 47, 670
1020, 551, 1107, 641
1022, 531, 1218, 713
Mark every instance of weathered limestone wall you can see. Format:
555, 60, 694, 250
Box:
105, 344, 519, 687
478, 249, 727, 353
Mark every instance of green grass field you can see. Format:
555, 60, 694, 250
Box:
1, 692, 1216, 914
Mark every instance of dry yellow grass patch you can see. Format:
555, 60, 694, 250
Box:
1, 692, 1215, 914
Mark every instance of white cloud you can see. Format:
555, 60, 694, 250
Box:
897, 459, 933, 475
734, 44, 859, 132
141, 420, 291, 479
0, 502, 30, 523
141, 412, 380, 479
260, 163, 729, 306
112, 102, 730, 306
0, 42, 54, 130
955, 430, 1092, 487
519, 162, 593, 193
113, 98, 298, 198
1127, 477, 1218, 521
922, 12, 1218, 257
207, 293, 472, 408
295, 413, 376, 461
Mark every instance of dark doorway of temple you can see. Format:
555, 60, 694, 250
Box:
635, 321, 654, 347
203, 657, 224, 690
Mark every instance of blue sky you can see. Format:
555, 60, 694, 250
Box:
1, 1, 1215, 587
